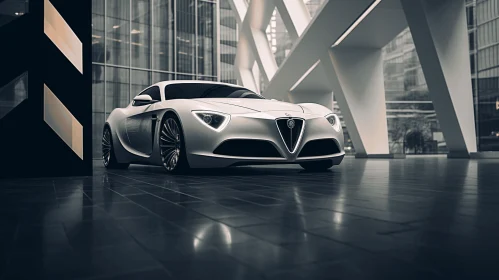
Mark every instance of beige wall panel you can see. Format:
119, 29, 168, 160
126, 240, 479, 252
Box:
44, 84, 84, 160
44, 0, 83, 74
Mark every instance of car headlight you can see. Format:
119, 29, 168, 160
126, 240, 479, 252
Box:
192, 111, 230, 132
325, 114, 341, 131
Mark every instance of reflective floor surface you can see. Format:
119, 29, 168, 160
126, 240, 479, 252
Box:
1, 157, 499, 279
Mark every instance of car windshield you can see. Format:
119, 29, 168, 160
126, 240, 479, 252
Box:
164, 83, 265, 100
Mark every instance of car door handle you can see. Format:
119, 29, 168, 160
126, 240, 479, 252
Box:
152, 114, 157, 121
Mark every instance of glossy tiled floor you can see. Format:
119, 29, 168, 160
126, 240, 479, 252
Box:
1, 157, 499, 279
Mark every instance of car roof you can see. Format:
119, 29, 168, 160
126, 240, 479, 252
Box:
153, 80, 248, 89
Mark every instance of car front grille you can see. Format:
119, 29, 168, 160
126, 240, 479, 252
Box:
276, 118, 304, 153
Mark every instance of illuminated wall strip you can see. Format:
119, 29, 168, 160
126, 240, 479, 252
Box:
289, 59, 321, 92
44, 0, 83, 74
44, 84, 83, 159
332, 0, 383, 47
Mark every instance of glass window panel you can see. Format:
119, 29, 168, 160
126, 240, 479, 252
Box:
92, 112, 106, 159
131, 0, 151, 68
92, 0, 105, 63
197, 1, 216, 76
176, 74, 194, 80
0, 0, 29, 28
131, 69, 151, 99
220, 0, 238, 84
176, 0, 196, 74
106, 67, 130, 113
197, 76, 216, 81
153, 0, 174, 71
0, 72, 28, 120
106, 0, 130, 66
92, 65, 105, 113
152, 72, 173, 83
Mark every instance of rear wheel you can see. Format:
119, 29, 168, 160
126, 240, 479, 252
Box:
299, 160, 333, 171
102, 126, 129, 169
159, 114, 189, 173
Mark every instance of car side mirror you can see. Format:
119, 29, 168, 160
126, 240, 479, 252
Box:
133, 95, 158, 106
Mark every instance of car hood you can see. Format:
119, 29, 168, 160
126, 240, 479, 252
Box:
196, 98, 303, 113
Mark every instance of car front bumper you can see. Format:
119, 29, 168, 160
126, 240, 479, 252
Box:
182, 110, 345, 168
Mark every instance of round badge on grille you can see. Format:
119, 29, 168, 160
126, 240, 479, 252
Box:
287, 119, 295, 129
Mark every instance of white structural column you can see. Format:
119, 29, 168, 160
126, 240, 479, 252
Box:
242, 0, 278, 83
274, 0, 311, 40
234, 35, 258, 92
322, 48, 390, 156
229, 0, 278, 89
288, 61, 334, 109
227, 0, 246, 24
401, 0, 477, 157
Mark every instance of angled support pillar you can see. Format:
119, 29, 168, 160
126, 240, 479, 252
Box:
321, 47, 391, 157
227, 0, 247, 25
242, 0, 278, 83
234, 34, 258, 92
274, 0, 311, 40
401, 0, 477, 158
229, 0, 277, 89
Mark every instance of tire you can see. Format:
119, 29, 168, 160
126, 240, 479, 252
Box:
299, 160, 333, 171
159, 114, 189, 174
102, 126, 130, 169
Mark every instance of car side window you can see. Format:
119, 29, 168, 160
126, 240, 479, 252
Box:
133, 86, 161, 106
164, 84, 183, 100
147, 86, 161, 101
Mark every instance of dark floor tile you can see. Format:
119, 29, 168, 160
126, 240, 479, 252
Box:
75, 242, 163, 279
13, 224, 72, 254
116, 215, 184, 237
162, 249, 265, 280
220, 240, 309, 272
238, 224, 310, 245
91, 268, 173, 280
63, 220, 134, 251
191, 204, 247, 219
180, 220, 259, 245
218, 215, 269, 227
100, 201, 151, 219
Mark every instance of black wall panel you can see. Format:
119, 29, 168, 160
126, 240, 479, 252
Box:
0, 0, 92, 178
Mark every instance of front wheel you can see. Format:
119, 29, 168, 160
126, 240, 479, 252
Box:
102, 127, 129, 169
159, 115, 189, 173
299, 160, 333, 171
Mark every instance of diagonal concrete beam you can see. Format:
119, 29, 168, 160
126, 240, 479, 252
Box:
321, 47, 390, 156
274, 0, 311, 40
401, 0, 477, 157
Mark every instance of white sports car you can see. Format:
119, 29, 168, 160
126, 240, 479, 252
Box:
103, 81, 345, 173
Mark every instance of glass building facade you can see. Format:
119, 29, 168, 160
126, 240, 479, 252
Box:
91, 0, 218, 158
219, 0, 238, 85
473, 0, 499, 151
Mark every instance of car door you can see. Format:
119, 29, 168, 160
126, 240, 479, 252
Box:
125, 86, 161, 156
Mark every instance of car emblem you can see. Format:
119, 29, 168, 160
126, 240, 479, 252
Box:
287, 119, 295, 129
285, 113, 291, 117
